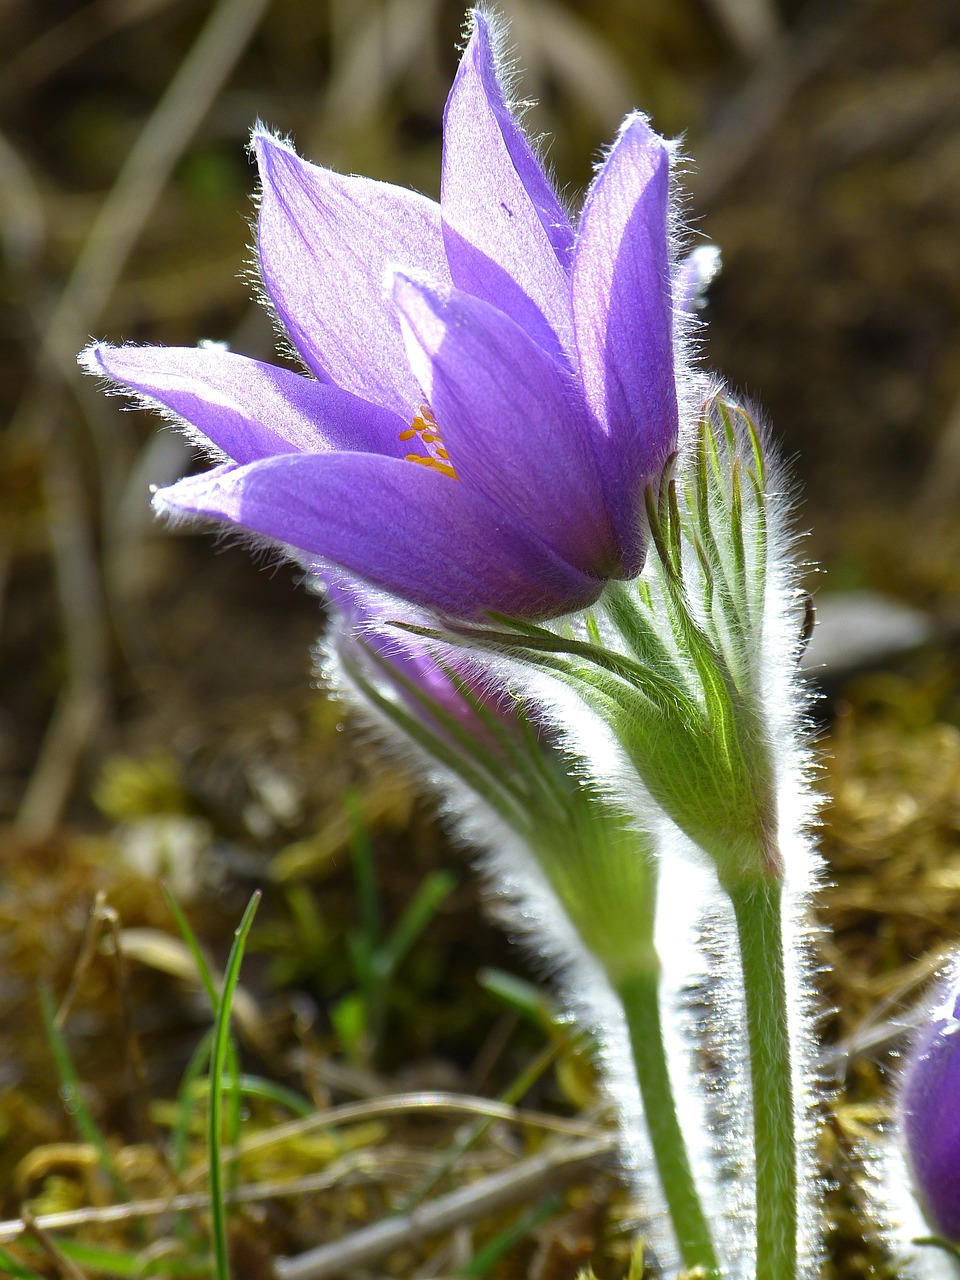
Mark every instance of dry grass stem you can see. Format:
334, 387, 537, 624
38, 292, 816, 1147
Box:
273, 1135, 616, 1280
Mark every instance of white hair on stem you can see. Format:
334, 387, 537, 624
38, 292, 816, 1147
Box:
485, 387, 827, 1277
318, 632, 732, 1275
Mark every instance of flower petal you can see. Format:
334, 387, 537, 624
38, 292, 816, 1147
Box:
155, 452, 604, 620
441, 14, 574, 361
254, 132, 449, 416
572, 114, 677, 497
392, 272, 630, 578
902, 1003, 960, 1242
83, 343, 407, 463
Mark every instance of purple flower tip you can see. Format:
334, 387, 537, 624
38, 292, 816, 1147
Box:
81, 12, 692, 623
327, 577, 519, 748
900, 971, 960, 1242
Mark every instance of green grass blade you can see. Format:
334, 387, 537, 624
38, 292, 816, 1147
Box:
345, 793, 379, 951
14, 1236, 204, 1279
0, 1244, 44, 1280
162, 885, 219, 1008
477, 968, 557, 1030
61, 1238, 205, 1277
173, 1029, 214, 1174
209, 891, 261, 1280
456, 1193, 563, 1277
38, 986, 129, 1204
184, 1074, 313, 1118
379, 870, 456, 980
225, 1039, 243, 1195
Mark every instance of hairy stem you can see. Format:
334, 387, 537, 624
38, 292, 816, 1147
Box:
728, 874, 796, 1280
616, 969, 722, 1279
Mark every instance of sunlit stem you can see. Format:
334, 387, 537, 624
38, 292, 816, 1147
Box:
728, 872, 796, 1280
616, 966, 722, 1279
530, 801, 722, 1278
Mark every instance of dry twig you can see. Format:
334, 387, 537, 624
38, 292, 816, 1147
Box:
273, 1135, 616, 1280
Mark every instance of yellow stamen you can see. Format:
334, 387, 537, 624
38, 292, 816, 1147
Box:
398, 403, 458, 480
404, 454, 458, 480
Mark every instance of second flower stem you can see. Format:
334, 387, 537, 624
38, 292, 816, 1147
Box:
728, 873, 797, 1280
616, 968, 722, 1279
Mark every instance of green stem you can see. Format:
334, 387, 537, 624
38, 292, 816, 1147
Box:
616, 969, 722, 1279
728, 874, 796, 1280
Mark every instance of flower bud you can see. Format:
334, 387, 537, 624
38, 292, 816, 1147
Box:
899, 974, 960, 1244
323, 577, 660, 985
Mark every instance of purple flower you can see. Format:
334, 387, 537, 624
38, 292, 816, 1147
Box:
899, 975, 960, 1242
82, 12, 681, 622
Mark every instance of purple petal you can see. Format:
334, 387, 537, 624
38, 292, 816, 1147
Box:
441, 14, 574, 361
392, 272, 627, 578
84, 343, 408, 464
254, 132, 449, 417
901, 994, 960, 1242
155, 452, 604, 620
572, 114, 677, 510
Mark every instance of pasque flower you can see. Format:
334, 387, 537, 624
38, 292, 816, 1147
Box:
81, 11, 682, 622
899, 972, 960, 1245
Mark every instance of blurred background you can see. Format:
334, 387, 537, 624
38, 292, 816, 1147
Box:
0, 0, 959, 1275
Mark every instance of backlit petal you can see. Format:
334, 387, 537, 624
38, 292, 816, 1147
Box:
572, 114, 677, 509
85, 343, 407, 463
255, 132, 449, 416
441, 14, 574, 361
155, 452, 604, 620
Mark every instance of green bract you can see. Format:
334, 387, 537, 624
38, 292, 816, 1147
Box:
424, 394, 799, 891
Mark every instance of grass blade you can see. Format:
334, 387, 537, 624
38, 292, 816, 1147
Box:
208, 891, 261, 1280
38, 986, 129, 1205
0, 1243, 44, 1280
161, 885, 218, 1008
379, 870, 456, 980
456, 1193, 563, 1278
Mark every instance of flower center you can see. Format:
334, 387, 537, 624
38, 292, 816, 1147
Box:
398, 405, 458, 480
